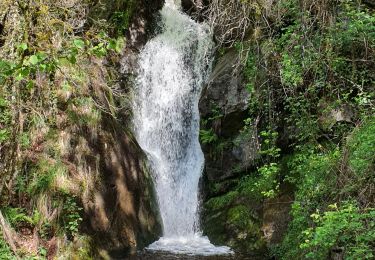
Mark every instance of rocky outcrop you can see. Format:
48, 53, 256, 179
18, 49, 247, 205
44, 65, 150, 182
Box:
126, 0, 165, 49
199, 48, 262, 254
199, 48, 292, 255
79, 116, 162, 258
0, 0, 164, 258
262, 191, 293, 245
181, 0, 208, 16
84, 1, 164, 257
199, 49, 259, 182
81, 0, 165, 257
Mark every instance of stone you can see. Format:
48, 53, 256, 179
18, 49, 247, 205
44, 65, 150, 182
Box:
318, 101, 354, 131
200, 49, 250, 118
199, 49, 259, 181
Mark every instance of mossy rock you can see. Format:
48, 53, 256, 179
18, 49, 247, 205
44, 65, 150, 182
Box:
202, 201, 267, 255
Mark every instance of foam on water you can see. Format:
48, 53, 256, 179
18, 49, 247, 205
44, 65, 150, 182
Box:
147, 235, 232, 256
132, 0, 232, 256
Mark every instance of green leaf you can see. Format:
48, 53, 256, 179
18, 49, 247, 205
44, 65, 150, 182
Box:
18, 43, 28, 51
0, 98, 7, 107
39, 64, 47, 71
26, 80, 35, 90
73, 39, 85, 49
0, 129, 9, 142
57, 57, 70, 66
36, 52, 47, 61
15, 67, 30, 81
29, 55, 39, 65
68, 55, 77, 64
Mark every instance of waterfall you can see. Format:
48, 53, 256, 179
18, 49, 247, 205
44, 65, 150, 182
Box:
132, 0, 232, 255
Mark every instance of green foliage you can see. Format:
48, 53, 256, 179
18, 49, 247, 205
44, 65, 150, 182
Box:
273, 123, 375, 259
227, 205, 265, 251
0, 60, 15, 84
205, 191, 239, 211
259, 130, 281, 158
237, 129, 281, 199
0, 234, 15, 260
255, 163, 280, 198
111, 11, 134, 35
2, 207, 41, 228
199, 129, 218, 145
347, 118, 375, 176
286, 146, 340, 201
57, 235, 93, 259
205, 0, 375, 257
67, 97, 102, 127
273, 147, 341, 259
200, 106, 223, 145
61, 196, 83, 236
0, 97, 11, 144
301, 202, 375, 260
0, 0, 130, 258
244, 51, 257, 93
280, 53, 303, 88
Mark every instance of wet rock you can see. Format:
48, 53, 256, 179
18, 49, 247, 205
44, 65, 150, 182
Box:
363, 0, 375, 9
200, 49, 250, 118
83, 0, 164, 256
199, 48, 264, 255
202, 198, 267, 256
127, 0, 164, 50
199, 49, 259, 181
181, 0, 209, 19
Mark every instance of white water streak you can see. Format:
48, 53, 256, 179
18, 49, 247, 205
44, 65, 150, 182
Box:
133, 0, 232, 255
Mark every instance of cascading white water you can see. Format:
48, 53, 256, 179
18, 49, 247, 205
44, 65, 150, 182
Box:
132, 0, 232, 256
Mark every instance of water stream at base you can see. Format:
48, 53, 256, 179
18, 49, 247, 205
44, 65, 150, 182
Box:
132, 0, 232, 256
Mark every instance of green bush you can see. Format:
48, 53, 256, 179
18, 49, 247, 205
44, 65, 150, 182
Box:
2, 208, 40, 229
61, 196, 83, 237
301, 202, 375, 260
274, 118, 375, 259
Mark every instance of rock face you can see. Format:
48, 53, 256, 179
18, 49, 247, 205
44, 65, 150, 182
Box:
126, 0, 165, 49
199, 49, 260, 182
199, 48, 292, 255
262, 192, 293, 245
200, 50, 250, 118
80, 118, 162, 258
83, 0, 165, 257
199, 49, 263, 254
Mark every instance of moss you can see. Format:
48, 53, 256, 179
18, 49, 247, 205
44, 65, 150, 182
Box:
227, 205, 266, 252
57, 235, 94, 260
203, 191, 266, 254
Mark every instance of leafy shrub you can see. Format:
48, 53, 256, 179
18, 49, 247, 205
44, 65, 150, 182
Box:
61, 196, 83, 237
301, 202, 375, 260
